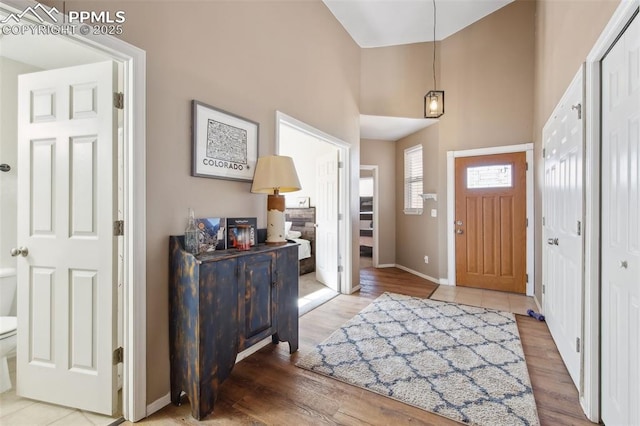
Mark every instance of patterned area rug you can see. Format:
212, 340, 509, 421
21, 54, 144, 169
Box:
296, 292, 540, 426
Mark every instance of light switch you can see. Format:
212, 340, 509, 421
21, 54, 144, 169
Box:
431, 209, 437, 217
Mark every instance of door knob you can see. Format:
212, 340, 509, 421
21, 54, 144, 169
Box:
547, 238, 554, 245
455, 220, 463, 226
456, 229, 464, 234
10, 247, 29, 257
619, 260, 628, 269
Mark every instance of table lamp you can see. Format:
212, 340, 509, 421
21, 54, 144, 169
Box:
251, 155, 301, 244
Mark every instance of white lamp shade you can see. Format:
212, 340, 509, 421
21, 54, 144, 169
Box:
251, 155, 301, 194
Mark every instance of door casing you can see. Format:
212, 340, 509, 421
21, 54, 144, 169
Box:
275, 111, 353, 293
579, 0, 640, 423
446, 143, 534, 296
360, 165, 380, 268
582, 1, 640, 422
0, 0, 147, 421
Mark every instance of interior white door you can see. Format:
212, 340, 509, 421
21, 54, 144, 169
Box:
542, 67, 584, 390
16, 61, 119, 415
315, 150, 339, 291
601, 13, 639, 426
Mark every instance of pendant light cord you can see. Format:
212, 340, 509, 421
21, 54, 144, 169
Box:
432, 0, 437, 90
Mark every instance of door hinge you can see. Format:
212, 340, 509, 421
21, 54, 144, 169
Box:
338, 161, 344, 168
338, 265, 344, 273
113, 347, 124, 364
114, 220, 124, 236
114, 92, 124, 110
577, 221, 582, 236
542, 148, 546, 158
526, 273, 529, 283
576, 337, 581, 353
542, 216, 546, 226
526, 218, 529, 227
338, 213, 343, 220
572, 103, 582, 119
526, 162, 529, 171
542, 284, 545, 294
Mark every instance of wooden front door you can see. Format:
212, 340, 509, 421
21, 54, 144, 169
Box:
455, 152, 527, 293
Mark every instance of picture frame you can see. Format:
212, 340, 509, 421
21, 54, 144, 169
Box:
286, 196, 310, 208
192, 100, 259, 182
226, 217, 257, 249
195, 217, 226, 253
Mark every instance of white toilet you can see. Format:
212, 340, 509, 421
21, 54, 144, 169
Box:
0, 269, 17, 393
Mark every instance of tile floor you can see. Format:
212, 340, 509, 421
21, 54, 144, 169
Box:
430, 284, 540, 316
0, 357, 121, 425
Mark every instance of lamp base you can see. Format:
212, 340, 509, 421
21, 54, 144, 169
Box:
266, 194, 287, 245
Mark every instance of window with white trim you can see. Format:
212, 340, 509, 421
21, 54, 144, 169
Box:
404, 145, 423, 214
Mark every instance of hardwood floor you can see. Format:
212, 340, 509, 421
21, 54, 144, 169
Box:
128, 267, 593, 425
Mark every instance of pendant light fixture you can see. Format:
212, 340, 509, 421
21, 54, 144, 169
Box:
424, 0, 444, 118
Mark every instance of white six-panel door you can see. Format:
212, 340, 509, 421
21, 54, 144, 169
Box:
16, 61, 118, 415
542, 67, 584, 390
315, 150, 339, 292
601, 13, 639, 425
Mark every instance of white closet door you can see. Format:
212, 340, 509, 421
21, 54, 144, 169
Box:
601, 13, 640, 426
542, 67, 585, 390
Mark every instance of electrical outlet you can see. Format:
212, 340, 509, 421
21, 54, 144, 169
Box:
424, 256, 429, 264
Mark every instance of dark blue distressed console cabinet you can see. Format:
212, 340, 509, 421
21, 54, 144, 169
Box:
169, 236, 299, 420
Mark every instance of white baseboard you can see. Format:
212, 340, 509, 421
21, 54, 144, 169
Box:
349, 284, 361, 293
376, 263, 396, 268
439, 279, 451, 285
145, 337, 274, 418
146, 392, 171, 417
534, 295, 543, 313
394, 264, 440, 285
235, 337, 272, 363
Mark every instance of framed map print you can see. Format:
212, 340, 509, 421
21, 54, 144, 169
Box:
192, 100, 259, 181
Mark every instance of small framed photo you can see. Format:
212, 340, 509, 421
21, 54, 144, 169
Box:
226, 217, 257, 248
286, 196, 310, 208
195, 217, 226, 253
192, 100, 259, 182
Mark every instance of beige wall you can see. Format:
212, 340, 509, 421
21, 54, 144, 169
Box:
364, 0, 535, 281
50, 0, 361, 404
532, 0, 620, 301
394, 126, 441, 280
360, 139, 396, 266
361, 42, 437, 118
436, 0, 536, 280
